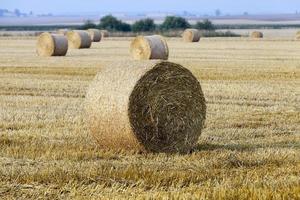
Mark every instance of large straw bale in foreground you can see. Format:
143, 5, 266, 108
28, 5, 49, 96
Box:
85, 61, 206, 153
36, 32, 68, 57
130, 35, 169, 60
66, 30, 92, 49
182, 29, 201, 42
251, 31, 263, 38
87, 29, 102, 42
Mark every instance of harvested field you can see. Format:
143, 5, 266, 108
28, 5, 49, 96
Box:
0, 36, 299, 199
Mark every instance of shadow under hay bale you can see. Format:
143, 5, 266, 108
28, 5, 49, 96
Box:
85, 61, 206, 153
87, 29, 102, 42
36, 32, 68, 57
182, 29, 201, 42
130, 35, 169, 60
251, 31, 264, 38
67, 30, 92, 49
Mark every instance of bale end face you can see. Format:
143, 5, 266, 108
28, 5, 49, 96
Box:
130, 36, 152, 60
85, 61, 206, 153
67, 30, 92, 49
295, 31, 300, 40
36, 32, 68, 57
128, 62, 206, 153
183, 29, 201, 42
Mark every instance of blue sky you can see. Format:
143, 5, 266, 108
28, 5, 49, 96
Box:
1, 0, 300, 14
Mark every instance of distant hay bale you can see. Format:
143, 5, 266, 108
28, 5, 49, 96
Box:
130, 35, 169, 60
182, 29, 201, 42
66, 30, 92, 49
87, 29, 102, 42
251, 31, 263, 38
57, 29, 68, 35
36, 32, 68, 57
85, 61, 206, 153
295, 31, 300, 40
100, 30, 109, 38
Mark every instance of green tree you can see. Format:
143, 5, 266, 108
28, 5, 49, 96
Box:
119, 22, 131, 32
160, 16, 190, 31
194, 19, 215, 30
81, 20, 97, 30
98, 15, 131, 32
132, 18, 156, 32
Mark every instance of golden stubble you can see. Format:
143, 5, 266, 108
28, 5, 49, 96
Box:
0, 35, 299, 199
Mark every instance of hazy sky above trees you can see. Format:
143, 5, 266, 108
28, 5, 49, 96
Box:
2, 0, 300, 14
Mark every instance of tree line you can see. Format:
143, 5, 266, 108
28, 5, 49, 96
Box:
82, 15, 215, 32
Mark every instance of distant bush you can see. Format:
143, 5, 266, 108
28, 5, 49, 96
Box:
98, 15, 131, 32
132, 18, 156, 32
200, 30, 241, 37
81, 20, 97, 30
160, 16, 190, 31
194, 19, 215, 31
3, 20, 300, 32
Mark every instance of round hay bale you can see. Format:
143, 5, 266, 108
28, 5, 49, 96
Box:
251, 31, 263, 38
100, 30, 109, 38
87, 29, 102, 42
295, 31, 300, 40
36, 32, 68, 57
130, 35, 169, 60
66, 30, 92, 49
85, 61, 206, 153
57, 29, 68, 35
182, 29, 201, 42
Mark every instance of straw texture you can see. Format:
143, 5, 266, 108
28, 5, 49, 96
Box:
85, 61, 206, 153
67, 30, 92, 49
36, 32, 68, 57
251, 31, 264, 38
295, 31, 300, 40
182, 29, 201, 42
130, 35, 169, 60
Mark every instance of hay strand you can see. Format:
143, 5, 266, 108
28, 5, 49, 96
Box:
66, 30, 92, 49
130, 35, 169, 60
85, 61, 206, 153
87, 29, 102, 42
36, 32, 68, 57
182, 29, 201, 42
